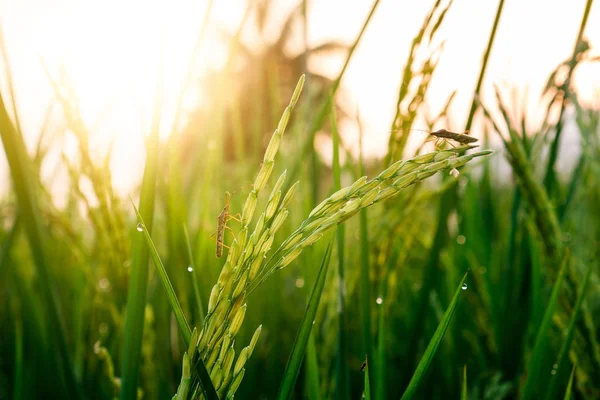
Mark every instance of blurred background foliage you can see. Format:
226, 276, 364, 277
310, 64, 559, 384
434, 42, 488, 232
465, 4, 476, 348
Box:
1, 0, 600, 398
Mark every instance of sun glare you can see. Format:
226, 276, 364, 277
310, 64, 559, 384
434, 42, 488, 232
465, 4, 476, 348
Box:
1, 0, 247, 194
1, 0, 600, 197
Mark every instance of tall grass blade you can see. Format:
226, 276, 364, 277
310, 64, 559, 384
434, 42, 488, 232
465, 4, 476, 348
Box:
544, 264, 593, 400
276, 241, 333, 400
563, 365, 576, 400
521, 251, 570, 400
305, 334, 322, 400
364, 358, 372, 400
400, 272, 469, 400
331, 97, 350, 399
131, 201, 191, 344
358, 116, 373, 392
461, 365, 467, 400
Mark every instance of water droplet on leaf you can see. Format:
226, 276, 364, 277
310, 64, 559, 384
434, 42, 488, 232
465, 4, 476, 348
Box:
187, 266, 193, 272
461, 283, 468, 290
136, 223, 144, 232
376, 297, 383, 305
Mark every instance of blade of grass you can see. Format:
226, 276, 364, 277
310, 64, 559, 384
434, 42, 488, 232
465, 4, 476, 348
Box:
364, 358, 372, 400
461, 365, 467, 400
521, 251, 570, 400
120, 52, 163, 400
276, 241, 334, 400
132, 201, 191, 344
133, 206, 219, 400
184, 223, 205, 325
191, 352, 220, 400
400, 272, 469, 400
562, 365, 576, 400
358, 114, 373, 392
305, 333, 322, 400
331, 96, 349, 399
544, 264, 593, 400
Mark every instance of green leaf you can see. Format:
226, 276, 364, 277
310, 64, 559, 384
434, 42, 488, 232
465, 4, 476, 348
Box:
563, 364, 576, 400
131, 201, 191, 345
545, 264, 592, 400
364, 357, 372, 400
521, 251, 570, 400
461, 365, 467, 400
400, 272, 469, 400
276, 241, 334, 400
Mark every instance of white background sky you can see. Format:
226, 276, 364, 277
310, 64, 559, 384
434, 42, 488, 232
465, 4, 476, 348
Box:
1, 0, 600, 198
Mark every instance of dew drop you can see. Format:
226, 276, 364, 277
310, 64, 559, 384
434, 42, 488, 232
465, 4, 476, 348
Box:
376, 297, 383, 305
312, 320, 316, 325
553, 363, 558, 369
551, 369, 557, 375
456, 235, 466, 245
99, 278, 111, 292
295, 277, 305, 288
187, 266, 193, 272
461, 283, 468, 290
136, 223, 144, 232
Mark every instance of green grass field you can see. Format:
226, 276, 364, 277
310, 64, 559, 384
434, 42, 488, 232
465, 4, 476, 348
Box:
1, 0, 600, 398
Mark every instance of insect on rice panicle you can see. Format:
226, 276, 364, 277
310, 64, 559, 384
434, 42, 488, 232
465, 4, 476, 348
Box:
390, 128, 479, 147
210, 191, 241, 258
428, 129, 478, 145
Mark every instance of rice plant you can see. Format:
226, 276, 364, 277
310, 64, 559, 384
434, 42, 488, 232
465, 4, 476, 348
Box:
1, 0, 600, 399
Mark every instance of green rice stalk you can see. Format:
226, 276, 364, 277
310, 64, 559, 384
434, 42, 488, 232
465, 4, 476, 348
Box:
364, 358, 372, 400
461, 365, 467, 400
358, 120, 374, 395
481, 95, 562, 264
331, 94, 350, 399
563, 365, 576, 400
178, 75, 490, 399
521, 252, 569, 400
386, 0, 454, 161
131, 203, 191, 344
400, 272, 469, 400
276, 241, 333, 400
544, 264, 593, 400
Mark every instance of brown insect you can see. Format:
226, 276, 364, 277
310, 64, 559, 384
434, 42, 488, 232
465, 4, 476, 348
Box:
210, 191, 241, 258
428, 129, 478, 145
390, 128, 478, 147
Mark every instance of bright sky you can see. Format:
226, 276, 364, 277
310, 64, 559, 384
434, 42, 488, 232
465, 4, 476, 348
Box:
1, 0, 599, 199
